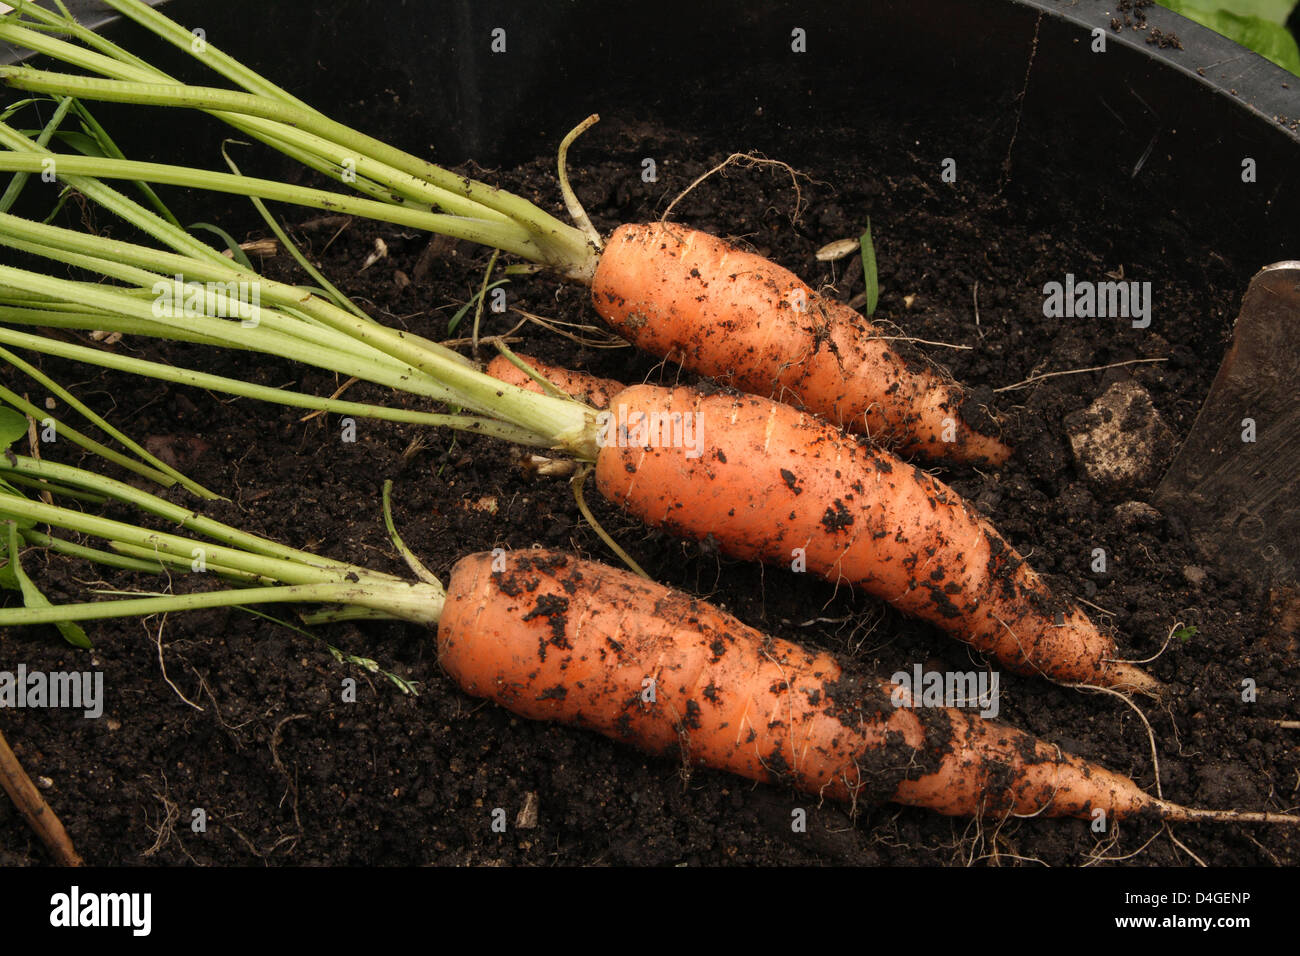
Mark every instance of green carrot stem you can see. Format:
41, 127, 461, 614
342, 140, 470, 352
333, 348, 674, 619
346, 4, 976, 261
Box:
0, 4, 599, 277
103, 541, 275, 584
0, 151, 554, 261
0, 581, 443, 627
0, 28, 496, 235
10, 1, 173, 83
0, 67, 520, 223
0, 326, 556, 449
0, 92, 72, 212
64, 97, 181, 227
220, 143, 374, 322
93, 0, 324, 111
0, 382, 178, 489
0, 213, 598, 455
0, 453, 395, 579
0, 206, 476, 378
95, 0, 589, 248
0, 118, 226, 265
0, 228, 410, 361
0, 262, 463, 404
19, 527, 165, 573
2, 474, 108, 504
0, 304, 257, 347
0, 493, 385, 589
0, 345, 220, 497
0, 257, 489, 413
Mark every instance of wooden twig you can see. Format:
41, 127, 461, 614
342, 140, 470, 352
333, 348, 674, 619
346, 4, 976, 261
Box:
0, 724, 83, 866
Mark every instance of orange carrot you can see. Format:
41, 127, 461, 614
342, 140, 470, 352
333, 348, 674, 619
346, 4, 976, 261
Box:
591, 222, 1011, 466
485, 359, 1133, 692
485, 353, 620, 409
438, 549, 1287, 823
590, 383, 1156, 695
0, 20, 1004, 467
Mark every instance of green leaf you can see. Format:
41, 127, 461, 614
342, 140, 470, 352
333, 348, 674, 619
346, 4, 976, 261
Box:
0, 94, 74, 214
50, 129, 108, 157
0, 406, 28, 451
1159, 1, 1300, 75
2, 521, 92, 649
0, 449, 37, 529
40, 184, 75, 224
860, 219, 879, 318
0, 98, 48, 122
1161, 0, 1294, 24
220, 141, 372, 321
448, 280, 508, 334
0, 477, 29, 502
239, 605, 418, 695
0, 347, 217, 498
67, 99, 182, 227
1173, 624, 1200, 643
188, 222, 255, 270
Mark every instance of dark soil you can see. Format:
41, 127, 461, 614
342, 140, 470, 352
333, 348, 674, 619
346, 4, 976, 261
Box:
2, 105, 1297, 867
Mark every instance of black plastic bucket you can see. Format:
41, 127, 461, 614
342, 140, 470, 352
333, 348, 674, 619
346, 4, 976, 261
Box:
14, 0, 1295, 262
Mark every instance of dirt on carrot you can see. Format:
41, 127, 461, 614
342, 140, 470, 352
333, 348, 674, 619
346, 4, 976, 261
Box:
440, 548, 1190, 821
591, 382, 1156, 693
591, 221, 1012, 466
0, 107, 1294, 866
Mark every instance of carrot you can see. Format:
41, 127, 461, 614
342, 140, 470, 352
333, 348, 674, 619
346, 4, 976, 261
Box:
592, 222, 1011, 466
0, 198, 1132, 691
438, 549, 1290, 824
483, 358, 1132, 693
1, 461, 1288, 827
591, 382, 1157, 695
0, 9, 1009, 467
487, 224, 1010, 466
485, 353, 621, 409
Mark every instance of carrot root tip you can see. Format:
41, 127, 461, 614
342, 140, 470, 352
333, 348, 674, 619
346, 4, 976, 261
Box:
1156, 802, 1300, 825
1104, 662, 1164, 699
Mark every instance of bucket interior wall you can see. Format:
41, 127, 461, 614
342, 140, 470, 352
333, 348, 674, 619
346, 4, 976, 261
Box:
20, 0, 1294, 268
